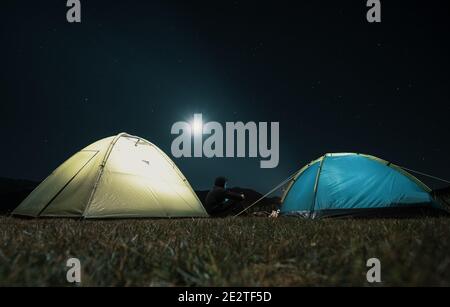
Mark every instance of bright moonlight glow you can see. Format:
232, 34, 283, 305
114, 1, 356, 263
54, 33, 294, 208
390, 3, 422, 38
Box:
192, 117, 203, 135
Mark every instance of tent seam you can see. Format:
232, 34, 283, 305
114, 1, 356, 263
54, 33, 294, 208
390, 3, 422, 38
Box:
37, 151, 99, 217
82, 133, 126, 218
311, 155, 326, 216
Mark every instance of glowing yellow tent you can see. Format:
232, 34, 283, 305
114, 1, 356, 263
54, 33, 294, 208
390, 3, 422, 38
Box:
13, 133, 208, 218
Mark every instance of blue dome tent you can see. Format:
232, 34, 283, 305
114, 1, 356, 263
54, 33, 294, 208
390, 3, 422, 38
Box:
281, 153, 447, 218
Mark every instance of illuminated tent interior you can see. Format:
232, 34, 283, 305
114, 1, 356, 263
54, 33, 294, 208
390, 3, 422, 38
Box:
281, 153, 448, 219
13, 133, 208, 218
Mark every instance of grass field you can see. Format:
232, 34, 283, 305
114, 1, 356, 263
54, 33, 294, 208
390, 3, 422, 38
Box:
0, 216, 449, 286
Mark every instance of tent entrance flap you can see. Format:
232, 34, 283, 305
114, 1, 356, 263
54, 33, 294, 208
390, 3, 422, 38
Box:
13, 150, 99, 217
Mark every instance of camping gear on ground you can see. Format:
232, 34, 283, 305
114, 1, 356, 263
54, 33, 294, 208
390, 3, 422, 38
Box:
13, 133, 208, 218
280, 153, 448, 218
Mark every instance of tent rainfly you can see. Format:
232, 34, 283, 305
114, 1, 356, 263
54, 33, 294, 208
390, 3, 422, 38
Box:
13, 133, 208, 218
281, 153, 448, 218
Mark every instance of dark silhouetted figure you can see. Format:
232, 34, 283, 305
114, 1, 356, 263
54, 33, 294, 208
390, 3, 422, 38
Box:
205, 177, 245, 217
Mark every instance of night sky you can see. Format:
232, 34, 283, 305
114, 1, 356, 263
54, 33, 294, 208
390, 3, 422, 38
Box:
1, 0, 449, 192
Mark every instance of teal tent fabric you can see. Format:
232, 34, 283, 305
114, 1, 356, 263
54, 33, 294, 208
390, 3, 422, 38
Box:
282, 162, 319, 214
281, 153, 446, 218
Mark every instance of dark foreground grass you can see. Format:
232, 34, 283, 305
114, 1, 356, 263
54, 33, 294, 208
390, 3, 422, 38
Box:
0, 216, 449, 286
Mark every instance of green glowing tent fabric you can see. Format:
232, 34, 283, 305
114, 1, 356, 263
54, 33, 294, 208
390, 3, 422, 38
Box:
281, 153, 448, 218
13, 133, 208, 218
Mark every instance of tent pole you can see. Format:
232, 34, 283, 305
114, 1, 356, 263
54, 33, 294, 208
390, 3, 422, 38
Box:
82, 133, 125, 217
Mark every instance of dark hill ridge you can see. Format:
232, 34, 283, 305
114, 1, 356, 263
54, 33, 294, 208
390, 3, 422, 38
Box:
432, 186, 450, 210
0, 177, 39, 214
0, 177, 38, 194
